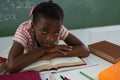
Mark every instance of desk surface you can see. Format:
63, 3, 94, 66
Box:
0, 37, 113, 80
51, 54, 112, 80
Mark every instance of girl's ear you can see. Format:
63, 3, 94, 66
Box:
31, 21, 35, 30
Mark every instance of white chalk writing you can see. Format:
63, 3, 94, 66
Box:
0, 0, 35, 22
1, 0, 35, 10
0, 13, 17, 22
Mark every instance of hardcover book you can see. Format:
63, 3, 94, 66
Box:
0, 71, 42, 80
0, 57, 7, 75
88, 40, 120, 63
99, 61, 120, 80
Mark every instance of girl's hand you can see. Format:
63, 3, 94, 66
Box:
45, 45, 73, 56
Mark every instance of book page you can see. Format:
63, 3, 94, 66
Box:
50, 57, 85, 68
39, 56, 98, 73
56, 56, 98, 72
22, 60, 52, 71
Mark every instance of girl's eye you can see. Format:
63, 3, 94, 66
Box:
54, 31, 59, 35
41, 30, 47, 34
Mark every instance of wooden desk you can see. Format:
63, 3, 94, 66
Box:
51, 54, 113, 80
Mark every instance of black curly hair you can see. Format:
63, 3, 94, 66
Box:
32, 1, 64, 25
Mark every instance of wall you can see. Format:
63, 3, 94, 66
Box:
0, 0, 120, 37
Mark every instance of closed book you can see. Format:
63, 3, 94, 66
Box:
88, 40, 120, 63
0, 57, 7, 74
0, 57, 7, 68
99, 61, 120, 80
0, 71, 42, 80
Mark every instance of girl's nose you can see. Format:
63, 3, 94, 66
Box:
46, 35, 54, 42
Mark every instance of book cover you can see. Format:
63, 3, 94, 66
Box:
0, 57, 7, 62
0, 57, 7, 74
99, 61, 120, 80
88, 40, 120, 63
0, 71, 42, 80
22, 57, 86, 72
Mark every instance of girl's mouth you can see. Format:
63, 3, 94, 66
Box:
42, 43, 54, 48
40, 41, 58, 48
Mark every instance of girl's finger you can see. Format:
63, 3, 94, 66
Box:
57, 50, 68, 56
58, 45, 72, 51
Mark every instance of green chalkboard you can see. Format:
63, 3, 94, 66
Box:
0, 0, 120, 37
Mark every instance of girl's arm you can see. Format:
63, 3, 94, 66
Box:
7, 33, 89, 73
39, 33, 90, 60
7, 41, 72, 73
7, 41, 46, 73
64, 33, 90, 57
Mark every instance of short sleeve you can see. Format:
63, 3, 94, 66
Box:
13, 24, 28, 48
59, 25, 69, 40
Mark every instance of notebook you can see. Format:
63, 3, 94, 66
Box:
0, 71, 42, 80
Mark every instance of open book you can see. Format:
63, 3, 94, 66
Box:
22, 57, 86, 72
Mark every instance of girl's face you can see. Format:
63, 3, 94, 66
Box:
33, 18, 62, 48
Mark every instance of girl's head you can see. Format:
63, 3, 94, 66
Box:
31, 1, 64, 48
32, 1, 64, 25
